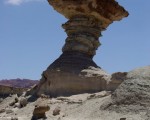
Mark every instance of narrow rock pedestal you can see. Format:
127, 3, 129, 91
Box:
29, 0, 129, 97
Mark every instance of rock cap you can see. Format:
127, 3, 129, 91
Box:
48, 0, 129, 29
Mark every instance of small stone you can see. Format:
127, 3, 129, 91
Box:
120, 118, 126, 120
14, 97, 19, 103
40, 94, 50, 98
9, 101, 16, 106
6, 109, 13, 114
0, 109, 5, 113
14, 103, 21, 108
87, 94, 96, 99
53, 107, 61, 116
19, 97, 27, 107
9, 97, 19, 106
11, 117, 18, 120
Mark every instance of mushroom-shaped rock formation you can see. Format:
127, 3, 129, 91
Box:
30, 0, 129, 97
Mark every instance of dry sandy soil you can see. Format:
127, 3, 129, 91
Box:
0, 91, 148, 120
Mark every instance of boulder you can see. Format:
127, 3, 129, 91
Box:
19, 97, 27, 107
101, 66, 150, 113
53, 106, 61, 116
32, 103, 50, 119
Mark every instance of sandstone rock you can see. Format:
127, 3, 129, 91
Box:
48, 0, 128, 29
40, 94, 50, 99
28, 0, 128, 97
19, 97, 27, 107
34, 66, 111, 97
53, 106, 61, 116
102, 66, 150, 113
9, 97, 19, 106
107, 72, 127, 91
127, 66, 150, 79
32, 103, 50, 119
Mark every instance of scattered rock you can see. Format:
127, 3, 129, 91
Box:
40, 94, 50, 99
107, 72, 127, 91
0, 109, 5, 113
19, 97, 28, 107
120, 118, 126, 120
0, 98, 3, 103
9, 101, 16, 106
6, 109, 13, 114
145, 109, 150, 120
87, 91, 111, 100
32, 103, 50, 119
48, 0, 128, 29
87, 94, 96, 99
11, 117, 18, 120
53, 106, 61, 116
9, 97, 19, 106
14, 103, 21, 108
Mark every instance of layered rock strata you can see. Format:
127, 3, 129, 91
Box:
29, 0, 128, 97
62, 15, 101, 57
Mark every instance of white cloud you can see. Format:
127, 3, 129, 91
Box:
5, 0, 43, 5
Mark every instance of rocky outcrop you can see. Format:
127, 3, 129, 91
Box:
101, 66, 150, 113
28, 0, 128, 97
0, 85, 26, 98
32, 67, 111, 97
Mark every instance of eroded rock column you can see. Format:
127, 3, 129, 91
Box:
62, 15, 101, 57
27, 0, 129, 97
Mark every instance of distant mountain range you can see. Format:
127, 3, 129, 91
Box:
0, 79, 39, 88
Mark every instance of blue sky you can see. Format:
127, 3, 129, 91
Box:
0, 0, 150, 80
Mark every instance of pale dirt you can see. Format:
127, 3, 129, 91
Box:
0, 91, 147, 120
